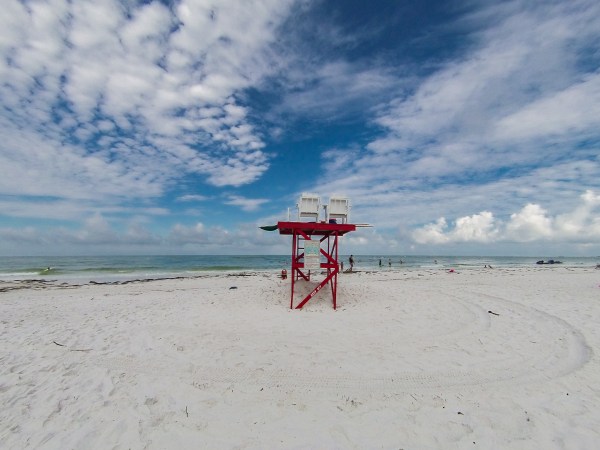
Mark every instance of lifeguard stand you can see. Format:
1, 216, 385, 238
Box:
277, 193, 356, 310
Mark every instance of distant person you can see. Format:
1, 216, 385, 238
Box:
349, 255, 354, 271
379, 258, 382, 267
388, 258, 391, 267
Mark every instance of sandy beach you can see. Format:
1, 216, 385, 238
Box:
1, 267, 600, 449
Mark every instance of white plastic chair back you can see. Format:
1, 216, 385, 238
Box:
297, 194, 321, 221
327, 197, 350, 223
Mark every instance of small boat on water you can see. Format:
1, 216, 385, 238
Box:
536, 259, 563, 265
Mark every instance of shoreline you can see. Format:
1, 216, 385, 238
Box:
1, 263, 598, 287
1, 254, 598, 286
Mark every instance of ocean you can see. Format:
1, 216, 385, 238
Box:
0, 254, 598, 284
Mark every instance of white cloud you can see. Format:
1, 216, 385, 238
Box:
73, 213, 119, 245
494, 74, 600, 141
0, 212, 164, 252
413, 212, 499, 245
169, 222, 210, 245
368, 1, 600, 175
554, 190, 600, 238
276, 61, 400, 119
504, 204, 553, 242
309, 0, 600, 242
412, 218, 450, 245
0, 0, 294, 215
1, 190, 598, 255
412, 190, 600, 245
177, 194, 210, 202
452, 212, 499, 243
225, 195, 268, 212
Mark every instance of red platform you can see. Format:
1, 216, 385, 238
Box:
278, 221, 356, 309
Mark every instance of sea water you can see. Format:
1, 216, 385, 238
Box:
0, 254, 598, 284
0, 255, 289, 283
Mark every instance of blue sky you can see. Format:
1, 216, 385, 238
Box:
1, 0, 600, 256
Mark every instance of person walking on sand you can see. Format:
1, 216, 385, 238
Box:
349, 255, 354, 271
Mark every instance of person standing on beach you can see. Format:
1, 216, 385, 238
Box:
379, 258, 382, 267
349, 255, 354, 271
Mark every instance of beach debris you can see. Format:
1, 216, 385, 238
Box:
52, 340, 92, 352
488, 310, 500, 316
0, 279, 60, 293
229, 286, 238, 289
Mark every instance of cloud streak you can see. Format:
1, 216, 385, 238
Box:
0, 0, 293, 206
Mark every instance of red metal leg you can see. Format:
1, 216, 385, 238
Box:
288, 228, 343, 309
295, 267, 338, 309
290, 232, 296, 309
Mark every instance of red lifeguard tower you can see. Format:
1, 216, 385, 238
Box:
277, 194, 355, 310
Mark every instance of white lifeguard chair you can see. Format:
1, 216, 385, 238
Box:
297, 193, 321, 221
325, 196, 350, 224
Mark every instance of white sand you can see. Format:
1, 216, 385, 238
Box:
1, 267, 600, 449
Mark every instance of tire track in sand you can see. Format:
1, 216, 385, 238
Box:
95, 287, 591, 396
